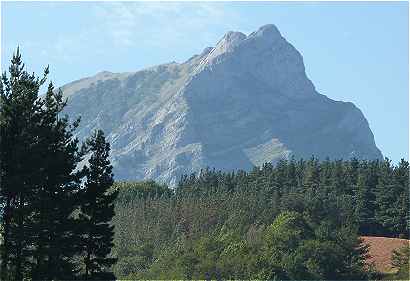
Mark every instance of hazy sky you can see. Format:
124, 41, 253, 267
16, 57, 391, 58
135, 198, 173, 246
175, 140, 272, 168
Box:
1, 1, 408, 163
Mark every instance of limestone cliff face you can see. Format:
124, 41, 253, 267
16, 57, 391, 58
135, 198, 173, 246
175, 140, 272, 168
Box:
62, 24, 382, 185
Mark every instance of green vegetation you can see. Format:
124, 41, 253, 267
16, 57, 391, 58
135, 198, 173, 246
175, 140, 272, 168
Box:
112, 158, 408, 279
0, 50, 117, 280
1, 50, 408, 280
78, 130, 118, 280
388, 245, 410, 280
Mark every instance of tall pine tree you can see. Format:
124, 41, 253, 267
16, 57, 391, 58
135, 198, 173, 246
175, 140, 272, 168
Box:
353, 170, 375, 235
392, 159, 409, 237
1, 48, 87, 280
79, 130, 118, 279
374, 158, 399, 237
0, 48, 48, 280
30, 82, 85, 280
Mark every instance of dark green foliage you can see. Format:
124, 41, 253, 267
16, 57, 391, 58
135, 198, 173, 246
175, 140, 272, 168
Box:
0, 50, 117, 280
0, 48, 47, 280
30, 82, 85, 280
354, 170, 376, 235
0, 48, 62, 280
115, 180, 172, 202
392, 159, 410, 238
374, 159, 409, 237
0, 49, 86, 280
78, 130, 118, 279
0, 49, 407, 281
112, 158, 408, 279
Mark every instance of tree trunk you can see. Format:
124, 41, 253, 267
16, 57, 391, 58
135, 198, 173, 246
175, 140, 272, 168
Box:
1, 198, 11, 280
14, 194, 24, 281
85, 250, 90, 280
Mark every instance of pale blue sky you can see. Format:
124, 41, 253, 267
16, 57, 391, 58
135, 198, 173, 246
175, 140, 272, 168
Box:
1, 1, 408, 162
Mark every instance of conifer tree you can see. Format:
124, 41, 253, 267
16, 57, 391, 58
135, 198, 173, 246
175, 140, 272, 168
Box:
1, 49, 86, 280
331, 160, 347, 194
79, 130, 118, 280
392, 159, 409, 237
0, 48, 48, 280
346, 158, 360, 194
286, 157, 299, 191
374, 159, 397, 236
303, 158, 320, 191
274, 159, 288, 194
319, 158, 333, 194
353, 171, 375, 235
30, 82, 85, 280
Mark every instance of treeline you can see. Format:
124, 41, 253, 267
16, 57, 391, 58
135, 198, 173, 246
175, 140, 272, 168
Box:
177, 157, 409, 238
112, 157, 409, 279
2, 50, 408, 280
0, 50, 118, 280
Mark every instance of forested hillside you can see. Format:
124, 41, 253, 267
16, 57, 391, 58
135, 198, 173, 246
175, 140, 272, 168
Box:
112, 158, 409, 279
1, 49, 408, 281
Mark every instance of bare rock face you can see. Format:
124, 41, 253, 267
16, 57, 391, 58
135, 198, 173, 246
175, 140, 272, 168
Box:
62, 24, 382, 185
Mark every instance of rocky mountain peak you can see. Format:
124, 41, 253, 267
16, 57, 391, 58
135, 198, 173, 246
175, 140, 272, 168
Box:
196, 24, 313, 100
209, 24, 282, 59
62, 24, 382, 185
216, 31, 247, 50
251, 24, 282, 39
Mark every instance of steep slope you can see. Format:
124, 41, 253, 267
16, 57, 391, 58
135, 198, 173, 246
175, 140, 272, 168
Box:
63, 24, 382, 185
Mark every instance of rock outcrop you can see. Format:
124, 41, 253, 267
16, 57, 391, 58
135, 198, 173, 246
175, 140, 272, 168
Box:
62, 24, 382, 185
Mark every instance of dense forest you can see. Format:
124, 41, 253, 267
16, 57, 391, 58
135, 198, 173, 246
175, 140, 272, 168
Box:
0, 51, 408, 280
112, 158, 409, 279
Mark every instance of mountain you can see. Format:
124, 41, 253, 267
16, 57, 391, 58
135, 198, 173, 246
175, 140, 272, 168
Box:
62, 24, 382, 185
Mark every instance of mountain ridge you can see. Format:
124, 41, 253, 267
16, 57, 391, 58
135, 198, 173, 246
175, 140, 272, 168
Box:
62, 24, 382, 185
